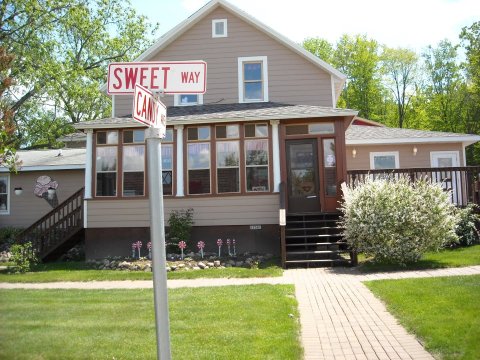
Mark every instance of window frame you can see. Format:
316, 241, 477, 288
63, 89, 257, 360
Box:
244, 123, 270, 193
369, 151, 400, 170
238, 56, 269, 103
95, 130, 119, 198
216, 124, 241, 194
212, 19, 228, 38
161, 128, 175, 196
0, 174, 10, 215
174, 93, 204, 107
186, 126, 212, 195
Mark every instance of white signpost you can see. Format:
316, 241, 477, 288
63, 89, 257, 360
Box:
124, 61, 206, 360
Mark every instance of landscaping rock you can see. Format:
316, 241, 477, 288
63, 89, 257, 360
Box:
198, 262, 206, 269
207, 262, 214, 267
214, 260, 221, 267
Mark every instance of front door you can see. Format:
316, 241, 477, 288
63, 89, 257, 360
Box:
286, 139, 321, 213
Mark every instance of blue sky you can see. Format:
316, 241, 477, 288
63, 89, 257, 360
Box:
131, 0, 479, 52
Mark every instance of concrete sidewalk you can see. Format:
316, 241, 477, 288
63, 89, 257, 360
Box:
2, 265, 479, 359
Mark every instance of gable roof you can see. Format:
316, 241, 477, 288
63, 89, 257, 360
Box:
346, 125, 480, 146
100, 0, 346, 98
0, 148, 86, 172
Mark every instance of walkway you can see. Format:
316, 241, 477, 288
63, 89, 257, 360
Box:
2, 265, 480, 360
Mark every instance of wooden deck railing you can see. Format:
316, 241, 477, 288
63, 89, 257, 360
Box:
16, 187, 84, 260
347, 166, 480, 207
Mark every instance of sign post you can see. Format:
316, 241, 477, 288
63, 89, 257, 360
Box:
125, 60, 206, 360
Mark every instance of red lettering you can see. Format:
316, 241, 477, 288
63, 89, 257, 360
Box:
194, 71, 200, 83
125, 67, 139, 89
181, 72, 188, 83
140, 67, 148, 86
113, 68, 123, 89
147, 97, 153, 122
136, 92, 142, 116
141, 94, 147, 118
162, 67, 170, 89
150, 67, 159, 89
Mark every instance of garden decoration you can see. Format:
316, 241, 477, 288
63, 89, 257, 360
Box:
178, 241, 187, 260
147, 242, 152, 259
217, 238, 223, 257
135, 241, 142, 258
226, 238, 231, 256
197, 241, 205, 259
232, 238, 236, 256
131, 242, 136, 258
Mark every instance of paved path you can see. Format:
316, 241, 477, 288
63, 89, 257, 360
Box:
2, 265, 480, 360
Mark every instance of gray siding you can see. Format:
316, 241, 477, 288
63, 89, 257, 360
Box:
0, 170, 84, 228
346, 143, 465, 170
114, 7, 333, 117
86, 194, 279, 228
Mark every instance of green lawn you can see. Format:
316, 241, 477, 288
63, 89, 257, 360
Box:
358, 245, 480, 272
366, 275, 480, 360
0, 260, 283, 283
0, 285, 302, 359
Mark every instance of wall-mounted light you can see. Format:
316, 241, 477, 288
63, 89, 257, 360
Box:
47, 187, 56, 199
413, 146, 418, 156
14, 187, 23, 196
352, 148, 357, 158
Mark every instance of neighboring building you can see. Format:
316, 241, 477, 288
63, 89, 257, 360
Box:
4, 0, 480, 265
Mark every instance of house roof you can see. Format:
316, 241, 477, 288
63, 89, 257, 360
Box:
0, 148, 86, 172
346, 125, 480, 146
100, 0, 346, 99
75, 102, 358, 129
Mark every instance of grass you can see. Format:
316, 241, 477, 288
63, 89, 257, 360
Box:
0, 260, 283, 283
0, 285, 301, 359
365, 275, 480, 360
358, 245, 480, 272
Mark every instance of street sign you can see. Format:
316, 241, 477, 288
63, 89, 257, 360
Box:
133, 84, 166, 137
107, 61, 207, 94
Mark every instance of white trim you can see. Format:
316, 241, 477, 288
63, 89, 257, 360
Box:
83, 200, 88, 228
212, 18, 227, 37
237, 56, 269, 103
369, 151, 400, 170
85, 130, 93, 199
270, 120, 280, 192
462, 143, 467, 166
0, 174, 10, 215
175, 125, 184, 196
174, 93, 204, 106
347, 135, 480, 146
430, 151, 460, 167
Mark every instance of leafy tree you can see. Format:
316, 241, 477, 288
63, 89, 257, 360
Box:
381, 47, 418, 128
302, 37, 334, 64
1, 0, 157, 149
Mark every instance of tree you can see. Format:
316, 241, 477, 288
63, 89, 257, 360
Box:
381, 47, 418, 128
1, 0, 157, 148
302, 37, 334, 64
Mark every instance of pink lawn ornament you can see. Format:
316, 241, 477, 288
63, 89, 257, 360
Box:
135, 241, 142, 258
232, 238, 236, 256
178, 241, 187, 260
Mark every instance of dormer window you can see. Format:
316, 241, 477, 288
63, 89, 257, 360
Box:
174, 94, 204, 106
212, 19, 227, 38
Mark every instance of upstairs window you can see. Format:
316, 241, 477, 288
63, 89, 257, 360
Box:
174, 94, 203, 106
238, 56, 268, 103
212, 19, 227, 38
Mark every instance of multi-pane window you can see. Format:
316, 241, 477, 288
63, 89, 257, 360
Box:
162, 128, 174, 195
96, 131, 118, 196
187, 126, 211, 194
216, 125, 240, 193
245, 124, 269, 192
238, 56, 268, 103
0, 175, 9, 214
323, 139, 336, 196
122, 130, 145, 197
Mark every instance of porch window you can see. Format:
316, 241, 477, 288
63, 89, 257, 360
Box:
122, 145, 145, 196
245, 139, 269, 192
238, 56, 268, 103
162, 128, 174, 195
370, 152, 399, 169
323, 139, 336, 196
96, 146, 117, 197
0, 175, 9, 214
187, 127, 211, 194
216, 125, 240, 193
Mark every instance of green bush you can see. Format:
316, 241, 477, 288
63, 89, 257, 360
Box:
167, 208, 194, 251
452, 204, 479, 247
0, 227, 23, 251
340, 176, 459, 265
9, 242, 38, 273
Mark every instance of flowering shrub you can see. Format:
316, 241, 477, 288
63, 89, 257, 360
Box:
340, 176, 459, 265
451, 204, 479, 247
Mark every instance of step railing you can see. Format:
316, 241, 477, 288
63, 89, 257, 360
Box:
16, 187, 84, 260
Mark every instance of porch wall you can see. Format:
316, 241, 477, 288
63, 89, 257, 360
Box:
346, 143, 465, 170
